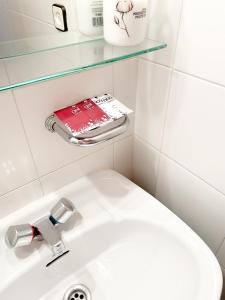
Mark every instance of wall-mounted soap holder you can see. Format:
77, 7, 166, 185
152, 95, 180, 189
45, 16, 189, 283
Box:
45, 114, 129, 147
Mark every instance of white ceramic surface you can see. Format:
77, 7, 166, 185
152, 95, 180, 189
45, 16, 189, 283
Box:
135, 59, 171, 149
156, 155, 225, 253
146, 0, 183, 66
0, 170, 222, 300
0, 91, 37, 196
163, 71, 225, 195
175, 0, 225, 85
133, 136, 160, 195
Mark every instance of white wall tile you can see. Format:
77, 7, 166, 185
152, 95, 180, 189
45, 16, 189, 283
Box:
40, 145, 114, 194
5, 0, 78, 31
0, 62, 9, 86
156, 155, 225, 253
5, 50, 73, 85
146, 0, 183, 67
5, 0, 55, 26
14, 65, 113, 176
1, 9, 55, 41
133, 136, 160, 196
175, 0, 225, 85
113, 59, 138, 111
163, 71, 225, 195
135, 59, 171, 150
0, 180, 43, 219
114, 136, 133, 179
0, 91, 37, 196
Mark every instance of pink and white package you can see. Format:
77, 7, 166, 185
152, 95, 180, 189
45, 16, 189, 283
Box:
54, 94, 132, 137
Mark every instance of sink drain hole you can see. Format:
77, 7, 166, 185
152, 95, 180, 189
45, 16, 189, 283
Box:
64, 284, 91, 300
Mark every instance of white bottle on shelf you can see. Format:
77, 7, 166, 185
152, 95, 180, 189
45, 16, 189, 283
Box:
103, 0, 149, 46
76, 0, 104, 36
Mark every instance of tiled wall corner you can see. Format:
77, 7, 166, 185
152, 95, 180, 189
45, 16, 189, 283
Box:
135, 59, 171, 150
146, 0, 183, 67
134, 0, 225, 275
133, 136, 160, 196
113, 59, 138, 111
175, 0, 225, 86
114, 136, 133, 180
162, 71, 225, 195
156, 155, 225, 253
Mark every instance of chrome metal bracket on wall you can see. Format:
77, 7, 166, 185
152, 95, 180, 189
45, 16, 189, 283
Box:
45, 114, 129, 147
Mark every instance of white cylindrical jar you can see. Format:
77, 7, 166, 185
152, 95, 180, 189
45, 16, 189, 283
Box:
76, 0, 103, 36
103, 0, 149, 46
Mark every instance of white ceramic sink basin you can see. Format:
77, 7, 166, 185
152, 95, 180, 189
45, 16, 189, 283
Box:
0, 170, 222, 300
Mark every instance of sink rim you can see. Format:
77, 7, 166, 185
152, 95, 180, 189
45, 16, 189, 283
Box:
0, 169, 222, 300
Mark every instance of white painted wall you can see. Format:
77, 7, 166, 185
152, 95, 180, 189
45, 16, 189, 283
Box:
133, 0, 225, 288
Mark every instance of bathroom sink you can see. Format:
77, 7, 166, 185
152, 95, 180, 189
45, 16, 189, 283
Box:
0, 170, 222, 300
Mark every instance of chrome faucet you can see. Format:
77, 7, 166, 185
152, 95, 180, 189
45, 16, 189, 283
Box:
5, 198, 75, 262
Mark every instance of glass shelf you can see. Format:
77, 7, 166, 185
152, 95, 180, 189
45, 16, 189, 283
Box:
0, 38, 166, 92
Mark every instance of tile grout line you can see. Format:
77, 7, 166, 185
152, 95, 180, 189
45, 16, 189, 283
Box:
216, 237, 225, 257
138, 56, 225, 93
11, 89, 45, 195
162, 151, 225, 199
135, 132, 225, 201
2, 62, 46, 195
111, 61, 117, 175
0, 137, 131, 199
135, 133, 160, 154
173, 68, 225, 90
0, 178, 41, 199
132, 57, 143, 178
40, 135, 132, 181
111, 51, 115, 173
158, 0, 184, 153
5, 7, 54, 27
154, 0, 184, 194
134, 133, 161, 195
139, 56, 171, 70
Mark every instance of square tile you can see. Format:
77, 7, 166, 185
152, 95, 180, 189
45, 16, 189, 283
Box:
0, 62, 9, 86
163, 71, 225, 195
0, 91, 37, 196
135, 59, 171, 149
0, 180, 43, 219
40, 144, 114, 194
146, 0, 183, 67
113, 59, 138, 111
175, 0, 225, 85
156, 155, 225, 253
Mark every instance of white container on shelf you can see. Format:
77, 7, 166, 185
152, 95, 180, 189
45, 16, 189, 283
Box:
103, 0, 149, 46
76, 0, 103, 36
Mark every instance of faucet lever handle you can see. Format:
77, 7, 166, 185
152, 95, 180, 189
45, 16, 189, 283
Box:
5, 224, 34, 248
50, 198, 75, 224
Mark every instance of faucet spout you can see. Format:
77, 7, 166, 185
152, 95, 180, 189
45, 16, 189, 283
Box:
34, 216, 66, 257
5, 198, 76, 265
